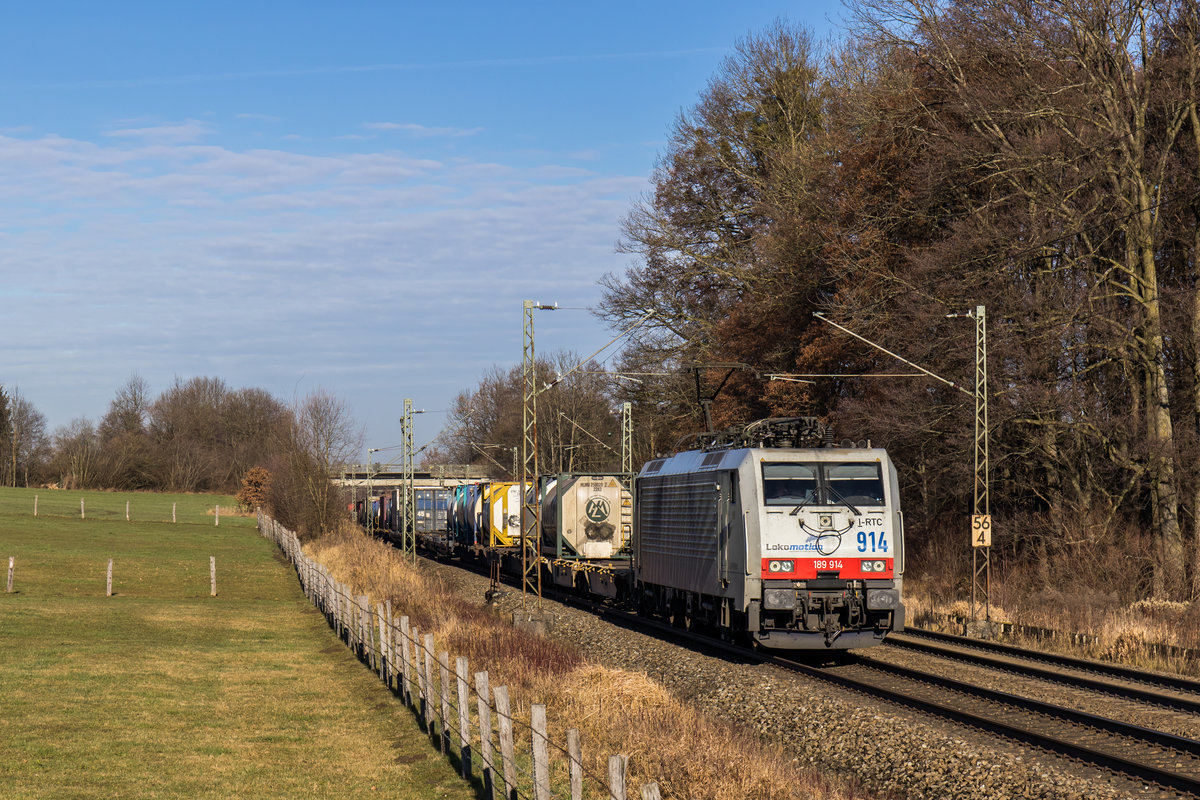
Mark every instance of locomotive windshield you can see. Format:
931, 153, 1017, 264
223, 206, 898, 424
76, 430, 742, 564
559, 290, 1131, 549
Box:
761, 463, 818, 504
762, 462, 885, 507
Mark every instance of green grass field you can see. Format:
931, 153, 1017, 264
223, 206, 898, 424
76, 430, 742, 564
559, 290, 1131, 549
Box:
0, 487, 473, 799
0, 485, 241, 525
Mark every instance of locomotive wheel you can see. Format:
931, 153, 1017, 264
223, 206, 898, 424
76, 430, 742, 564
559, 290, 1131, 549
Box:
670, 597, 691, 630
637, 591, 655, 618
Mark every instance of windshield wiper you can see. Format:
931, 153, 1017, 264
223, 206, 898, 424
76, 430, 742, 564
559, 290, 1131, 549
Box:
789, 495, 814, 516
826, 486, 861, 517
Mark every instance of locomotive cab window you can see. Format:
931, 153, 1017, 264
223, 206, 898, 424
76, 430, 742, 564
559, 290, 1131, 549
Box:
761, 462, 885, 507
827, 463, 885, 506
762, 463, 818, 505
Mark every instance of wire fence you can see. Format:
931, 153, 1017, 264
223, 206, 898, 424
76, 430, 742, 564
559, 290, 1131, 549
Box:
15, 492, 235, 526
4, 554, 222, 597
258, 512, 665, 800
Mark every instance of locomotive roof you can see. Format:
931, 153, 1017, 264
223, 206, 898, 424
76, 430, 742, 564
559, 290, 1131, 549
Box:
638, 445, 889, 478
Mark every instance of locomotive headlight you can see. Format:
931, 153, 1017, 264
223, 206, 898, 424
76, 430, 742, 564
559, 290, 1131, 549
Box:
866, 589, 899, 610
767, 560, 794, 573
860, 559, 878, 572
874, 560, 886, 572
763, 588, 797, 610
768, 560, 781, 573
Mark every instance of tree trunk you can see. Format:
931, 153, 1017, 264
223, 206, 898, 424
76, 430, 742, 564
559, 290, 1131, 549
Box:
1189, 102, 1200, 600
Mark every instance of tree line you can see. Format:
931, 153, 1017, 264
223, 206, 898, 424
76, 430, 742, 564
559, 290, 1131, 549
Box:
3, 376, 286, 493
0, 377, 360, 540
586, 1, 1200, 602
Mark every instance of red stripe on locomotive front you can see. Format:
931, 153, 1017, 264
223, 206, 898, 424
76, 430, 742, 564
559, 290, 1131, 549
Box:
761, 558, 893, 580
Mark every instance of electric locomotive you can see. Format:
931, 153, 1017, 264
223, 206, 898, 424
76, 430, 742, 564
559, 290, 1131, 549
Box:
634, 418, 904, 649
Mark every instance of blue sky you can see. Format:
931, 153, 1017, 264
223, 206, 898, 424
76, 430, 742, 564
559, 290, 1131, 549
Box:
1, 0, 848, 456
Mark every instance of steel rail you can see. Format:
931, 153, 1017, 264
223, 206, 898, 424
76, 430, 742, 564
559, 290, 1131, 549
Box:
898, 626, 1200, 694
766, 651, 1200, 798
847, 656, 1200, 754
886, 630, 1200, 713
580, 605, 1200, 796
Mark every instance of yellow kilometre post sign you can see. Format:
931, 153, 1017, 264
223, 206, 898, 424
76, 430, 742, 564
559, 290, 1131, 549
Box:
971, 514, 992, 548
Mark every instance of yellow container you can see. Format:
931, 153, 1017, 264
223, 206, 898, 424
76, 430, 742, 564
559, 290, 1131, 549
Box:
482, 482, 526, 547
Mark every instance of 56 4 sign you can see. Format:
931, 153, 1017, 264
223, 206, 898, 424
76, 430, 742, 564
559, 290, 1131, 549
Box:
971, 515, 993, 548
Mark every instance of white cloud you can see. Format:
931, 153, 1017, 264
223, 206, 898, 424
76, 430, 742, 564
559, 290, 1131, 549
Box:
104, 119, 214, 144
0, 129, 648, 444
363, 122, 485, 137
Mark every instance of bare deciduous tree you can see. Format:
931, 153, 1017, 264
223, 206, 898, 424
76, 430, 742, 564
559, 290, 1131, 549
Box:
271, 389, 362, 539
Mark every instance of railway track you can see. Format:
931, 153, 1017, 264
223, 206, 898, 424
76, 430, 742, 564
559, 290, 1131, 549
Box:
772, 652, 1200, 797
890, 626, 1200, 703
427, 550, 1200, 796
586, 601, 1200, 796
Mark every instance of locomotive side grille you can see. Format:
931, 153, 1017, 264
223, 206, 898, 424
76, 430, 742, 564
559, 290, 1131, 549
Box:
638, 477, 719, 554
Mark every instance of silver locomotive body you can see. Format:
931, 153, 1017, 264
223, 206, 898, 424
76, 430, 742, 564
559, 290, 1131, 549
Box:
634, 431, 905, 649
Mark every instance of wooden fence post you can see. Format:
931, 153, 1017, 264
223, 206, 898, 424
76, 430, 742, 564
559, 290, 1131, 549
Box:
608, 754, 628, 800
567, 728, 583, 800
456, 656, 471, 778
376, 604, 387, 682
172, 502, 176, 523
332, 584, 340, 641
494, 684, 516, 800
7, 557, 13, 594
384, 600, 394, 689
337, 588, 346, 646
641, 783, 662, 800
33, 495, 37, 517
411, 625, 423, 710
126, 500, 130, 521
106, 558, 113, 597
210, 556, 217, 597
532, 704, 550, 800
214, 505, 220, 526
400, 617, 413, 706
475, 671, 494, 799
439, 651, 452, 754
323, 568, 331, 617
362, 596, 376, 669
352, 593, 361, 656
423, 634, 436, 735
333, 589, 342, 641
81, 499, 85, 520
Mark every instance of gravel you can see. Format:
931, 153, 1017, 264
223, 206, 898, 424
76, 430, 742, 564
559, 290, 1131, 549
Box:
425, 558, 1180, 800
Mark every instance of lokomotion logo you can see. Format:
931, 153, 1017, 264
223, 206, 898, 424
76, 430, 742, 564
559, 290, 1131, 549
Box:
584, 496, 611, 523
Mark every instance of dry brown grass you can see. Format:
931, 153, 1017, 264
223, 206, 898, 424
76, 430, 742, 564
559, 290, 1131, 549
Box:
534, 665, 861, 800
305, 523, 872, 800
904, 575, 1200, 674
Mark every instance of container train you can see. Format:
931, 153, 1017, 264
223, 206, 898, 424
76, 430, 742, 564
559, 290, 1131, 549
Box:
365, 417, 905, 649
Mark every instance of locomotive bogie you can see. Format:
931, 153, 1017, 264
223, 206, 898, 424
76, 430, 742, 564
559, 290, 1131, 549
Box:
546, 559, 627, 599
